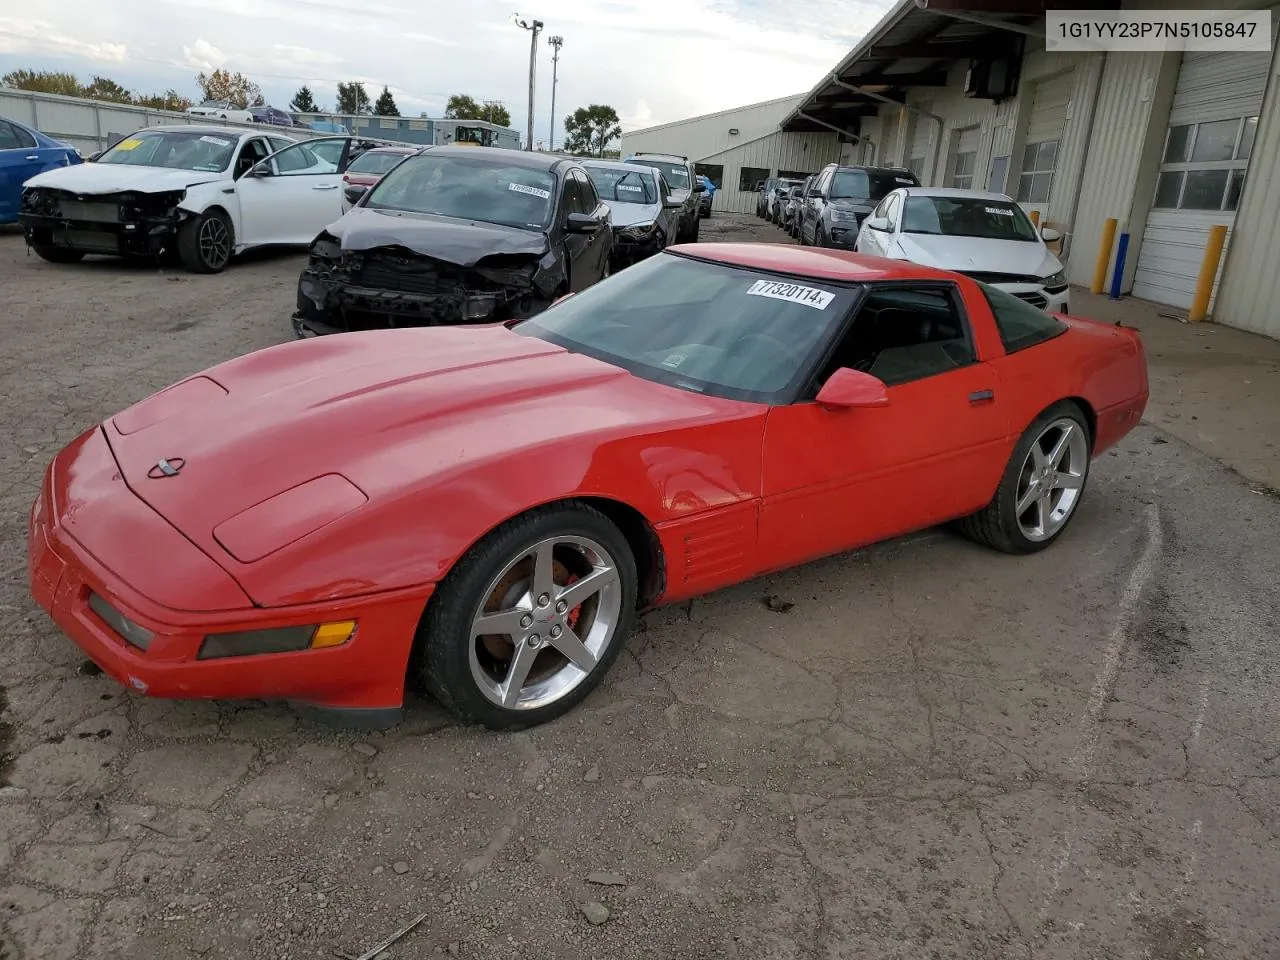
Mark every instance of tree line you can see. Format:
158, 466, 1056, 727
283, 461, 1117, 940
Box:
2, 68, 624, 153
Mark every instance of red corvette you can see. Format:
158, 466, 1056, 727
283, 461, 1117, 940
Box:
28, 244, 1147, 730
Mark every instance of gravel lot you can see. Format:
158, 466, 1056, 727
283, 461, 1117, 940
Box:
1, 216, 1277, 960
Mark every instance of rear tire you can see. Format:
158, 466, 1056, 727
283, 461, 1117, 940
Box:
955, 401, 1092, 555
177, 208, 234, 274
412, 502, 638, 730
32, 245, 85, 264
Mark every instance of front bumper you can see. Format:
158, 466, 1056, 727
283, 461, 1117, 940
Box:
825, 221, 862, 248
992, 282, 1070, 314
611, 228, 662, 261
19, 191, 185, 257
27, 439, 428, 714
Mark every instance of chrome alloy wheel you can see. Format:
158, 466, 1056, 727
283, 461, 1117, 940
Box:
468, 536, 622, 711
1016, 417, 1088, 542
198, 216, 231, 269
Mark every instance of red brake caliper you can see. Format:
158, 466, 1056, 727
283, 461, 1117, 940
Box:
562, 572, 583, 630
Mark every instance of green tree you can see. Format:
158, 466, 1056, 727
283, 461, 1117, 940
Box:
444, 94, 511, 128
373, 85, 400, 117
83, 75, 133, 104
1, 69, 83, 96
134, 89, 193, 111
563, 104, 622, 157
336, 81, 371, 115
290, 85, 319, 113
195, 68, 263, 109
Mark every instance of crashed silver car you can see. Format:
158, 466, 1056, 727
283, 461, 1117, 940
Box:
581, 158, 683, 267
292, 146, 614, 337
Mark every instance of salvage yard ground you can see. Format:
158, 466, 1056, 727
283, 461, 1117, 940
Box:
1, 217, 1278, 960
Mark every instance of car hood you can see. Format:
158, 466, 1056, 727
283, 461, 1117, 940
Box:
100, 326, 754, 605
326, 206, 550, 266
894, 234, 1061, 278
605, 200, 661, 227
22, 163, 224, 194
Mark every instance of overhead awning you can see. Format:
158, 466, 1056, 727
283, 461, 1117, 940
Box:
781, 0, 1119, 136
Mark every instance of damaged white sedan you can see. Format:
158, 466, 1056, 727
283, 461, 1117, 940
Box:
18, 127, 380, 273
292, 146, 614, 337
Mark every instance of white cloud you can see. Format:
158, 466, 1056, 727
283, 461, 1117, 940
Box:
0, 0, 893, 143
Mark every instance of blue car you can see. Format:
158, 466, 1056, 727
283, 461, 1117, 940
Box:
696, 174, 716, 218
0, 116, 81, 224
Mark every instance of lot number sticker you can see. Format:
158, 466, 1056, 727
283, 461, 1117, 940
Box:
985, 206, 1014, 216
509, 182, 551, 200
200, 135, 232, 146
746, 279, 835, 311
618, 184, 643, 193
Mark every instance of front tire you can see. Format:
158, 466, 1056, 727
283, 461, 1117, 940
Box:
414, 502, 638, 730
32, 245, 85, 264
177, 209, 234, 274
956, 401, 1092, 554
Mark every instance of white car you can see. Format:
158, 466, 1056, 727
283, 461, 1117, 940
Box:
855, 187, 1069, 313
18, 127, 366, 273
186, 99, 255, 124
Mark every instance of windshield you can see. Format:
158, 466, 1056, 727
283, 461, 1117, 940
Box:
348, 150, 412, 175
98, 130, 236, 172
831, 169, 917, 201
629, 158, 689, 189
586, 166, 657, 204
515, 252, 861, 404
364, 154, 556, 230
902, 196, 1039, 240
197, 100, 231, 109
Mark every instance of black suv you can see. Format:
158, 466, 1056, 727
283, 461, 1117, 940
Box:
796, 164, 920, 249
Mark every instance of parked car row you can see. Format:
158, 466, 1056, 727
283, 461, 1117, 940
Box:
761, 162, 1069, 315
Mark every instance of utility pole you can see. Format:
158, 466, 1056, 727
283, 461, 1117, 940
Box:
547, 35, 563, 152
513, 14, 544, 150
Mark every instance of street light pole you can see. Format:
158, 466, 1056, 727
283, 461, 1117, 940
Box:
547, 35, 563, 152
513, 14, 544, 151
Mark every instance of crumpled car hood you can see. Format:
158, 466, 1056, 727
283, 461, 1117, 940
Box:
326, 207, 550, 267
22, 163, 223, 194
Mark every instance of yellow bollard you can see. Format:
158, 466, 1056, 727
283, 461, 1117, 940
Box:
1188, 225, 1229, 323
1092, 217, 1118, 295
1028, 209, 1041, 227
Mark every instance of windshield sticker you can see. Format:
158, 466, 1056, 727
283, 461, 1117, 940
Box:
199, 135, 232, 146
114, 138, 143, 151
661, 352, 686, 369
895, 177, 915, 184
985, 206, 1014, 216
618, 184, 643, 193
509, 182, 551, 200
746, 279, 835, 311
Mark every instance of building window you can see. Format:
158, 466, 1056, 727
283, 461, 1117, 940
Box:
907, 155, 925, 179
695, 163, 724, 189
949, 150, 976, 189
988, 155, 1009, 193
1015, 141, 1058, 203
739, 166, 770, 191
1151, 116, 1257, 212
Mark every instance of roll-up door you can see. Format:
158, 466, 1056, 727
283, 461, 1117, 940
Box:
1015, 70, 1074, 206
1132, 42, 1274, 308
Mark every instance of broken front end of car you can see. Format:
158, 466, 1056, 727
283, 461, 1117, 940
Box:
292, 234, 562, 337
20, 188, 189, 258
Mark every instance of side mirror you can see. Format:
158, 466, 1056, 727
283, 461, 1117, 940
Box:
566, 212, 602, 234
693, 183, 706, 194
1040, 226, 1061, 242
86, 151, 101, 162
865, 215, 891, 232
815, 368, 890, 410
343, 184, 369, 207
663, 196, 683, 208
249, 162, 272, 178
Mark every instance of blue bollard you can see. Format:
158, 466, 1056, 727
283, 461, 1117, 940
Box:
1109, 232, 1130, 300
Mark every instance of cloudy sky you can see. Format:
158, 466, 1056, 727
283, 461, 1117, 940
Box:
0, 0, 893, 143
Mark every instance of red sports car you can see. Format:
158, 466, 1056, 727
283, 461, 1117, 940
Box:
28, 245, 1148, 730
341, 145, 419, 189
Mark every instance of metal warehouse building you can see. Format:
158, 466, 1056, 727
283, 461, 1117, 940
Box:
621, 0, 1280, 340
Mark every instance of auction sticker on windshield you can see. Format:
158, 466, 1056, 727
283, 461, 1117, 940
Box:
200, 136, 232, 146
985, 206, 1014, 216
618, 184, 643, 193
509, 182, 551, 200
746, 279, 834, 310
115, 139, 142, 151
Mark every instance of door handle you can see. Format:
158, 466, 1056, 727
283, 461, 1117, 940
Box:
312, 184, 339, 190
968, 389, 995, 404
25, 155, 39, 161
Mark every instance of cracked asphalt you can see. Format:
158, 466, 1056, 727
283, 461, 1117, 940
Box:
1, 217, 1277, 960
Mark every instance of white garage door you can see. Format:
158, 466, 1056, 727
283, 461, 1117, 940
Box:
1131, 44, 1273, 308
1015, 70, 1074, 205
906, 104, 932, 180
880, 110, 900, 166
948, 126, 980, 188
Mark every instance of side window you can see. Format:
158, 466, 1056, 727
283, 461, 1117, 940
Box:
815, 169, 833, 197
883, 194, 902, 227
234, 138, 270, 178
267, 141, 326, 175
659, 174, 673, 199
575, 170, 600, 211
871, 194, 891, 219
0, 120, 35, 150
814, 284, 976, 391
562, 171, 586, 216
980, 284, 1068, 354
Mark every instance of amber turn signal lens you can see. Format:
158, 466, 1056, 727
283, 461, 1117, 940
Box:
310, 620, 357, 649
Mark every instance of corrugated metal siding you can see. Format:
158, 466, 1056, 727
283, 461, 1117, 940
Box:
1216, 45, 1280, 335
1067, 52, 1174, 287
880, 109, 900, 166
698, 131, 842, 214
619, 95, 805, 164
907, 102, 932, 172
1025, 71, 1074, 144
1131, 45, 1273, 308
1047, 57, 1104, 228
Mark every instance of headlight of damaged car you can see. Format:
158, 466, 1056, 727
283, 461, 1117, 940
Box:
309, 233, 342, 260
829, 209, 860, 223
1042, 269, 1068, 289
620, 222, 656, 239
